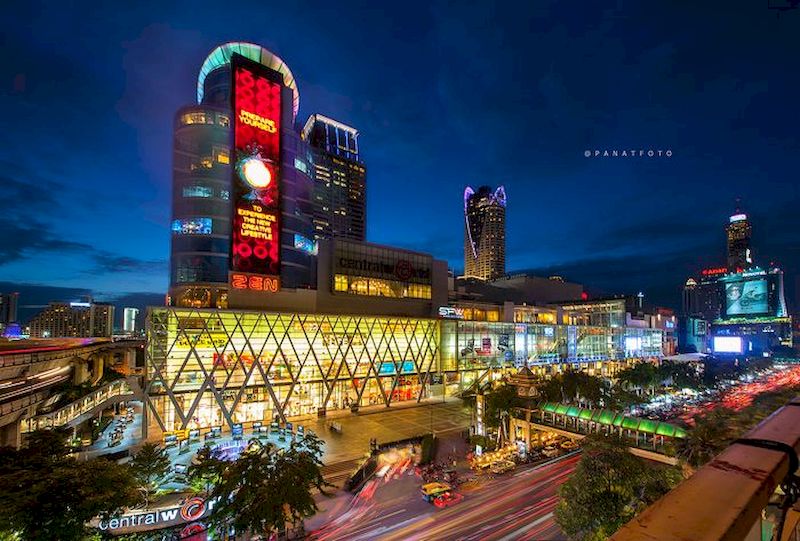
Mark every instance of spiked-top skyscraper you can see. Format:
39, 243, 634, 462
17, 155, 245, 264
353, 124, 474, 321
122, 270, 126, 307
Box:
463, 185, 506, 280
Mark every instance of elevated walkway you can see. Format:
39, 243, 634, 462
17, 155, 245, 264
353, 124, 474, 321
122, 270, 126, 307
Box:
23, 376, 142, 432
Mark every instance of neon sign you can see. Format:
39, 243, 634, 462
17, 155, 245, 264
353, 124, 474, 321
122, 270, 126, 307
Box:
231, 272, 280, 292
701, 267, 728, 276
230, 53, 282, 287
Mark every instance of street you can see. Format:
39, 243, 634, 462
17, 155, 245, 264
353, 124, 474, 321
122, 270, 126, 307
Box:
308, 452, 578, 541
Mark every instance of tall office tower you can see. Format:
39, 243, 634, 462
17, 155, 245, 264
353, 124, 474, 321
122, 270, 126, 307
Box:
28, 301, 114, 338
123, 307, 139, 334
169, 42, 316, 308
0, 293, 18, 331
302, 114, 366, 241
726, 208, 753, 271
463, 185, 506, 281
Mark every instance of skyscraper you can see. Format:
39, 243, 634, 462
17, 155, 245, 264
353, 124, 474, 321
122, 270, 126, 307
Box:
726, 208, 753, 271
123, 307, 139, 334
463, 185, 506, 281
168, 42, 317, 308
0, 292, 18, 332
302, 114, 366, 241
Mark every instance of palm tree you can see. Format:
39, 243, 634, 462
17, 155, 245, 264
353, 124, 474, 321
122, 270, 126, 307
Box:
677, 409, 733, 469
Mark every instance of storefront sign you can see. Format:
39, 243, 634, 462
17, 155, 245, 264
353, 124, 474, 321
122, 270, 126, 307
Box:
334, 246, 432, 283
438, 306, 465, 319
95, 497, 215, 533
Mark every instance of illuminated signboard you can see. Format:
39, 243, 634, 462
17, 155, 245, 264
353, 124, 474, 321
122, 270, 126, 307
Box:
713, 336, 743, 354
230, 53, 282, 286
701, 267, 728, 277
95, 497, 215, 534
172, 217, 212, 235
438, 306, 465, 319
293, 233, 318, 255
725, 279, 768, 316
230, 271, 280, 293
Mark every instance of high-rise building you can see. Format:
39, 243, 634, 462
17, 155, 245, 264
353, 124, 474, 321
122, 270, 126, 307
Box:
726, 208, 753, 271
463, 185, 506, 281
302, 114, 366, 242
0, 292, 18, 331
168, 42, 317, 308
28, 301, 114, 338
123, 307, 139, 334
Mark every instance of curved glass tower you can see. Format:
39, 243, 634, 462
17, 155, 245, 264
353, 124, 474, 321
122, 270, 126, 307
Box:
169, 42, 316, 308
463, 185, 506, 281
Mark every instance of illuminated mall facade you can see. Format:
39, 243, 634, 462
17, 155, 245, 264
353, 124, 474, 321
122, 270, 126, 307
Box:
146, 42, 667, 438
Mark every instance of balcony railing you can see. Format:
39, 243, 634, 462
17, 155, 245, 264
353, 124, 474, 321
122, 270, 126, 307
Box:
612, 396, 800, 541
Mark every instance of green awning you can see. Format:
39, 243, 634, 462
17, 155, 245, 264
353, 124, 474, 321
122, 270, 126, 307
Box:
536, 402, 686, 439
621, 416, 640, 430
566, 406, 581, 418
598, 410, 616, 425
655, 423, 676, 437
638, 419, 658, 434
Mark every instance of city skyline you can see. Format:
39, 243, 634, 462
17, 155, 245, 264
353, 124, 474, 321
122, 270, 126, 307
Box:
2, 1, 799, 321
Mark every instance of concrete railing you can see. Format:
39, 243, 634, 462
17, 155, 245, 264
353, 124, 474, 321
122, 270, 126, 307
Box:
612, 397, 800, 541
23, 376, 141, 432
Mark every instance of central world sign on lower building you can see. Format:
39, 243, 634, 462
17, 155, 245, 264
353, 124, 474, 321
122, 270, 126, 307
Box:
94, 496, 215, 534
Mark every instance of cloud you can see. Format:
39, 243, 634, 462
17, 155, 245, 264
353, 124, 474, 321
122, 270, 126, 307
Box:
90, 253, 167, 274
0, 217, 92, 263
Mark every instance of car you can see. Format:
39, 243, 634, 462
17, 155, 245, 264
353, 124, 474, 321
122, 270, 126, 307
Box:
421, 482, 452, 502
542, 446, 560, 458
560, 440, 579, 451
433, 491, 464, 508
489, 460, 516, 474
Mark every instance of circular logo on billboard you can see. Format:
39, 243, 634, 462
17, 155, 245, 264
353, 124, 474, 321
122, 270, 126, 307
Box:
180, 497, 206, 522
394, 260, 413, 281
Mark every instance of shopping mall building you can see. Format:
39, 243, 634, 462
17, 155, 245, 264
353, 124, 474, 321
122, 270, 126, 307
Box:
145, 295, 666, 437
144, 42, 668, 439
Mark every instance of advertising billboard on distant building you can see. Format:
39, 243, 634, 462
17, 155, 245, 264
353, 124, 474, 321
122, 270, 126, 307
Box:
229, 53, 282, 290
713, 335, 743, 354
724, 278, 768, 316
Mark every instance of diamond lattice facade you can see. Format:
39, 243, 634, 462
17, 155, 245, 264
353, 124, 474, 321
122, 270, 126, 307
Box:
145, 307, 664, 437
145, 308, 441, 435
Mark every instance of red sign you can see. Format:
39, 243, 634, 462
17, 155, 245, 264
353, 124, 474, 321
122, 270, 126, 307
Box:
701, 267, 728, 276
230, 272, 280, 292
230, 54, 282, 281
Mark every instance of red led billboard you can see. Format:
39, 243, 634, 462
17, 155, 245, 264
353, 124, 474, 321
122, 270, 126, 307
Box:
230, 54, 282, 281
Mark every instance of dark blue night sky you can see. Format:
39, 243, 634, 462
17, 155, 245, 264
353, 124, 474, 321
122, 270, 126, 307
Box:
1, 1, 799, 322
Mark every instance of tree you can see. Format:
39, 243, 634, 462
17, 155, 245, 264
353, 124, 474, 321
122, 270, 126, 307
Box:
130, 443, 172, 507
555, 433, 681, 540
616, 363, 661, 396
207, 432, 329, 537
484, 384, 520, 428
0, 428, 139, 541
187, 445, 225, 495
677, 409, 734, 469
659, 361, 701, 390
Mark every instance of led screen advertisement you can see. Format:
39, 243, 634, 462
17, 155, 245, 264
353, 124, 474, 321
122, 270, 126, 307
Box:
725, 278, 768, 316
713, 336, 743, 354
230, 54, 282, 282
